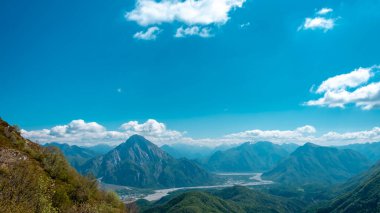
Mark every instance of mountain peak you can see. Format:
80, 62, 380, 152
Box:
303, 142, 319, 147
80, 135, 213, 188
122, 134, 155, 148
127, 134, 148, 143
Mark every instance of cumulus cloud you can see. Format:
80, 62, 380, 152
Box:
120, 119, 183, 142
224, 125, 317, 144
316, 67, 374, 93
316, 8, 333, 15
305, 65, 380, 110
133, 26, 161, 40
22, 119, 183, 146
126, 0, 246, 26
21, 120, 380, 147
296, 125, 317, 134
300, 17, 335, 31
320, 127, 380, 146
174, 26, 212, 38
299, 7, 336, 32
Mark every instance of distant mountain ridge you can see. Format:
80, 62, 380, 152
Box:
80, 135, 214, 188
263, 143, 371, 185
85, 143, 114, 155
161, 143, 235, 160
339, 142, 380, 163
202, 141, 290, 172
44, 142, 99, 169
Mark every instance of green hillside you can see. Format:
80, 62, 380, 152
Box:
44, 142, 99, 170
0, 118, 125, 213
316, 161, 380, 213
141, 186, 304, 213
263, 143, 370, 185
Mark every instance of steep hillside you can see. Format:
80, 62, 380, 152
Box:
80, 135, 214, 188
263, 143, 370, 185
204, 141, 289, 172
44, 142, 98, 169
316, 161, 380, 213
0, 118, 125, 213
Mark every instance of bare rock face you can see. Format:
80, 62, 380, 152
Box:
0, 148, 28, 165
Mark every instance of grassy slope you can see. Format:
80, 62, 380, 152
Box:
0, 118, 126, 213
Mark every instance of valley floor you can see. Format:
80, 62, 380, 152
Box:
104, 173, 273, 203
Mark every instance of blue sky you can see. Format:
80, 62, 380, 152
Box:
1, 0, 380, 146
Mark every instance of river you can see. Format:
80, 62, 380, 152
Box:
143, 173, 273, 201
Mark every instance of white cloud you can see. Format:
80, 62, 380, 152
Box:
120, 119, 183, 142
316, 67, 374, 93
133, 26, 161, 40
305, 65, 380, 110
224, 125, 317, 144
296, 125, 317, 134
299, 7, 336, 32
21, 120, 380, 147
174, 26, 212, 38
126, 0, 246, 26
316, 8, 333, 15
22, 119, 182, 146
320, 127, 380, 146
300, 17, 335, 31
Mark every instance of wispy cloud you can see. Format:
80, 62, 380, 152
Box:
174, 26, 212, 38
133, 26, 161, 40
316, 8, 333, 15
239, 22, 250, 29
305, 65, 380, 110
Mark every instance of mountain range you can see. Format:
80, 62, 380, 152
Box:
4, 116, 380, 212
339, 142, 380, 163
80, 135, 214, 188
263, 143, 371, 185
202, 141, 290, 172
161, 143, 235, 160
